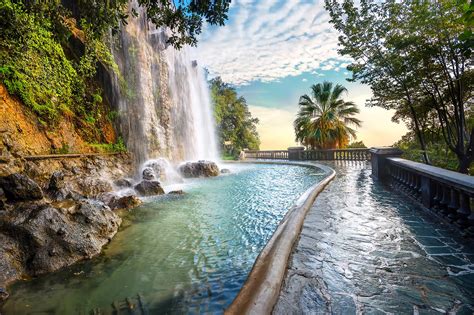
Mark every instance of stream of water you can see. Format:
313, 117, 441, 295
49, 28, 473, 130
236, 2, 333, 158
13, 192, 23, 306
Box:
1, 163, 327, 314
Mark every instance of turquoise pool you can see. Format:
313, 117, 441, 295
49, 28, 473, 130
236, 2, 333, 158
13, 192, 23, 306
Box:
1, 163, 326, 314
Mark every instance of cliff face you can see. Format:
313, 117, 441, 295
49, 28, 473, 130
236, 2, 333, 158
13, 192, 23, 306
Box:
0, 84, 136, 301
0, 84, 117, 160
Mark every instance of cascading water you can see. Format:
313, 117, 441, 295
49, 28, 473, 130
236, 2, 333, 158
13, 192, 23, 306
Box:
110, 1, 219, 168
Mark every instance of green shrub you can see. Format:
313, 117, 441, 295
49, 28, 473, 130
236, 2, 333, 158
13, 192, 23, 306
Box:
0, 1, 78, 122
0, 0, 119, 132
89, 137, 127, 153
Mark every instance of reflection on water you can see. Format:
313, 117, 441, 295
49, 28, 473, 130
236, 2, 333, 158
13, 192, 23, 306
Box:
2, 163, 325, 314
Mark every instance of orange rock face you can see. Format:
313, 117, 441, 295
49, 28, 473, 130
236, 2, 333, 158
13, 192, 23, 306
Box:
0, 84, 117, 156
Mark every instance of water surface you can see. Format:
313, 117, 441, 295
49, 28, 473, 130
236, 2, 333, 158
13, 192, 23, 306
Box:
2, 163, 325, 314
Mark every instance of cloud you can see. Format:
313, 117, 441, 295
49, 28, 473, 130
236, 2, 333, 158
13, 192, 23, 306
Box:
193, 0, 350, 85
302, 78, 308, 82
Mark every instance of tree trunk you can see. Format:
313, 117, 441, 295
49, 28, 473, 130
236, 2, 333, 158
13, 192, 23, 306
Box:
407, 103, 431, 165
457, 154, 472, 174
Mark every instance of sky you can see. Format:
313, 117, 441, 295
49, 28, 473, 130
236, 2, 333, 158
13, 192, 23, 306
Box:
192, 0, 408, 150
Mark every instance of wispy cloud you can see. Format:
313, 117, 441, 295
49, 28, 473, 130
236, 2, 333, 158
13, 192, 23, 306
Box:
194, 0, 350, 85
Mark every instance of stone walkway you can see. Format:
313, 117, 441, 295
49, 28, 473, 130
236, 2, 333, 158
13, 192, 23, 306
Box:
274, 162, 474, 314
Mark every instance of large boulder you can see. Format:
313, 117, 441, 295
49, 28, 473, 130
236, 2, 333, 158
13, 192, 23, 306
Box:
48, 171, 65, 190
0, 173, 43, 201
178, 160, 219, 178
134, 180, 165, 196
0, 199, 121, 289
47, 171, 69, 201
142, 167, 155, 180
99, 192, 142, 210
76, 177, 113, 198
109, 195, 142, 210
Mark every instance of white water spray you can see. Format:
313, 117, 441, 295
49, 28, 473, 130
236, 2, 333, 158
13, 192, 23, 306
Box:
110, 1, 219, 169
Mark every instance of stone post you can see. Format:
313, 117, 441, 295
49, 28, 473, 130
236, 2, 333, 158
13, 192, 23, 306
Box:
369, 147, 403, 181
288, 146, 305, 161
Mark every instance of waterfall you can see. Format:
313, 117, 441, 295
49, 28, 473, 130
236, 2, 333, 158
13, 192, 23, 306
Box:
109, 2, 219, 167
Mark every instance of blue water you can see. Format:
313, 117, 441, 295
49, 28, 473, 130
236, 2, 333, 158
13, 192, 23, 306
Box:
2, 163, 326, 314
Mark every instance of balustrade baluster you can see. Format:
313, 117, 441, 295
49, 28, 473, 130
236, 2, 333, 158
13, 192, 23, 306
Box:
404, 171, 411, 191
414, 175, 422, 201
456, 193, 471, 227
409, 173, 415, 190
447, 189, 460, 220
439, 185, 451, 214
432, 183, 443, 209
401, 170, 408, 191
395, 167, 402, 187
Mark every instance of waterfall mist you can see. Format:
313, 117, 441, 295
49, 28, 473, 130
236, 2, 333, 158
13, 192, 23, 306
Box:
110, 2, 219, 168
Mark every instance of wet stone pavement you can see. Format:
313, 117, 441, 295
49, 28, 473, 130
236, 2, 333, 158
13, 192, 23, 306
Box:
274, 162, 474, 314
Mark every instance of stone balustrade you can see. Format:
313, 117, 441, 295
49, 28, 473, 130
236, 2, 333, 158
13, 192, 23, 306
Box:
244, 150, 289, 160
244, 147, 370, 161
370, 147, 474, 230
245, 146, 473, 230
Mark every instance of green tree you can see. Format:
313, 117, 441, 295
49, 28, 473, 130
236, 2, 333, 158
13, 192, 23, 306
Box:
325, 0, 473, 173
61, 0, 231, 49
0, 0, 230, 136
347, 140, 367, 148
294, 81, 361, 149
210, 77, 260, 157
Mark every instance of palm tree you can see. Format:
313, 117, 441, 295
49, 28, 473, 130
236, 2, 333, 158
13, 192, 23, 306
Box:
294, 81, 361, 149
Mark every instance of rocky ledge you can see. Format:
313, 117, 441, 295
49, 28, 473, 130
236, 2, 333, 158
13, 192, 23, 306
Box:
0, 199, 120, 299
0, 154, 139, 303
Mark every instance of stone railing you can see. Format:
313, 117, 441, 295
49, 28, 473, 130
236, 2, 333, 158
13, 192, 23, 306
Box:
301, 148, 370, 161
371, 147, 474, 230
244, 147, 370, 161
244, 150, 289, 160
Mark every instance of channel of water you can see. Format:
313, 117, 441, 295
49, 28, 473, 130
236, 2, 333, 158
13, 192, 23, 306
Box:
1, 163, 328, 314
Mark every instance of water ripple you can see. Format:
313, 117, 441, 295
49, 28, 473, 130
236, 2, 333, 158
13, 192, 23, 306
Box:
2, 163, 324, 315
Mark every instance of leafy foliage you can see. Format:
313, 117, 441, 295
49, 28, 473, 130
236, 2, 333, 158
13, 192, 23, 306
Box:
347, 141, 367, 149
0, 0, 230, 152
89, 137, 127, 153
394, 132, 473, 175
325, 0, 473, 173
0, 1, 77, 123
294, 81, 361, 149
0, 0, 117, 130
210, 77, 260, 157
68, 0, 231, 49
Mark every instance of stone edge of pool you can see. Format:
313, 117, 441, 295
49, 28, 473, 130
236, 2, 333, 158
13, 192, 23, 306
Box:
223, 160, 336, 315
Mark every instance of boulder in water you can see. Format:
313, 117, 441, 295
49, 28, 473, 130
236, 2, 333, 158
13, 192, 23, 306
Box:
220, 168, 231, 174
134, 180, 165, 196
0, 173, 43, 201
179, 161, 219, 178
110, 195, 142, 210
142, 159, 174, 181
168, 190, 184, 195
0, 199, 121, 288
142, 167, 155, 180
100, 192, 142, 210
